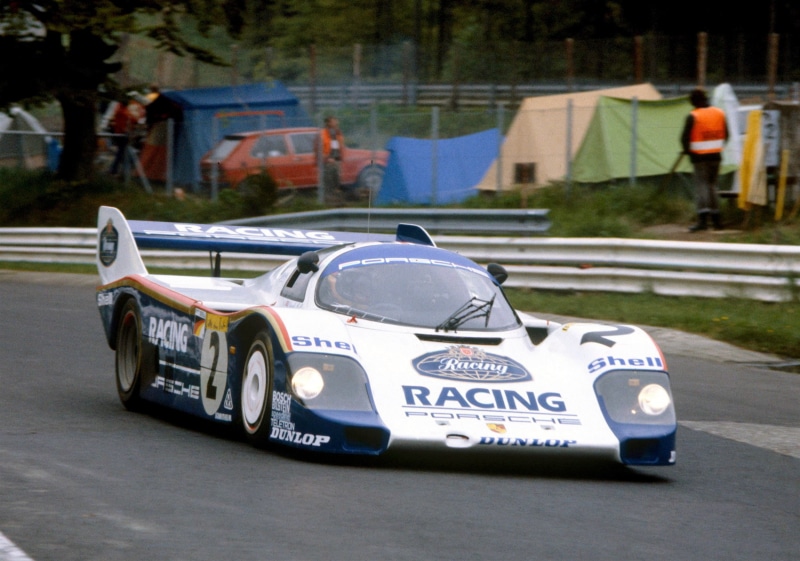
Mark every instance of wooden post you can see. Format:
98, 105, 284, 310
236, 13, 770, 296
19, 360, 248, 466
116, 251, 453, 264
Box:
450, 45, 460, 110
402, 41, 411, 106
566, 38, 574, 92
767, 33, 779, 101
696, 32, 707, 88
265, 47, 273, 78
352, 43, 362, 107
775, 149, 789, 221
634, 36, 643, 83
156, 50, 167, 88
118, 33, 131, 88
192, 59, 199, 88
231, 44, 239, 86
309, 44, 317, 116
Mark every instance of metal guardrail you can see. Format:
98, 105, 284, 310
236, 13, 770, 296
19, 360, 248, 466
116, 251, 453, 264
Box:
225, 208, 551, 235
1, 222, 798, 302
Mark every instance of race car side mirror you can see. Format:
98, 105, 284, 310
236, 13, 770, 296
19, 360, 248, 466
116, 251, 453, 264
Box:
487, 263, 508, 285
297, 251, 320, 274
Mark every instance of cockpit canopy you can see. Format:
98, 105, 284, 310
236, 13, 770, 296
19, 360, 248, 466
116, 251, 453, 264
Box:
315, 244, 519, 331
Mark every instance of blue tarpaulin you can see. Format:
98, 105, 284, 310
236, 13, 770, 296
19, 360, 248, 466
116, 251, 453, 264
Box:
377, 128, 500, 205
159, 82, 311, 187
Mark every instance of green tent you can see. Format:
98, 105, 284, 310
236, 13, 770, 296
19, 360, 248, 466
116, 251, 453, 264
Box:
571, 96, 696, 184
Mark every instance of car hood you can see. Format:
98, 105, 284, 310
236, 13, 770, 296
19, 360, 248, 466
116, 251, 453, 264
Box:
336, 318, 616, 451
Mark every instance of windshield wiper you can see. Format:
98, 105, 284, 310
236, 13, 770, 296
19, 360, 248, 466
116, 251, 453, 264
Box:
436, 296, 495, 332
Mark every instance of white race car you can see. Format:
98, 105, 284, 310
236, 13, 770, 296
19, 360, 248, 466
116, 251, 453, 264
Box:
96, 206, 676, 466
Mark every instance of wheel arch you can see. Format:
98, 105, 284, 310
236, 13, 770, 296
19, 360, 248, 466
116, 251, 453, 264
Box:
109, 293, 139, 351
234, 313, 278, 446
234, 312, 274, 349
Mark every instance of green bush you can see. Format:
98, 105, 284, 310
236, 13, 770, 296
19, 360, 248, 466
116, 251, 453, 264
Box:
236, 172, 279, 214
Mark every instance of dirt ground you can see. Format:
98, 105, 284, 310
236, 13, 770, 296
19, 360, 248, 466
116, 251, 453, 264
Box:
639, 223, 745, 242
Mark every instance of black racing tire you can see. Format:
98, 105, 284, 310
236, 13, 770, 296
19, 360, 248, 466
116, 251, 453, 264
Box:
240, 330, 274, 447
354, 164, 385, 197
115, 299, 145, 411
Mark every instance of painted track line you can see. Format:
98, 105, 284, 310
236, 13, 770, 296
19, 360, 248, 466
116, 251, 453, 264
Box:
0, 532, 34, 561
680, 421, 800, 459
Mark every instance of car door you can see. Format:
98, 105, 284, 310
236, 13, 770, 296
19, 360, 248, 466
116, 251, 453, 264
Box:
248, 133, 293, 187
285, 131, 320, 188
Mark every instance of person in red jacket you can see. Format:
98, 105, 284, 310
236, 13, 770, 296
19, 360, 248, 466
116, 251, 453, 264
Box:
109, 97, 135, 176
680, 87, 729, 232
319, 115, 345, 194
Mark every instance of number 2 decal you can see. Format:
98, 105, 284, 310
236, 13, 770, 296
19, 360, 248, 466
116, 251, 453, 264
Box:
205, 331, 220, 400
200, 329, 228, 415
580, 325, 634, 347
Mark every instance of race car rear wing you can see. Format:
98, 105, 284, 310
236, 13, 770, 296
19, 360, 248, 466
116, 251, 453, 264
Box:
97, 206, 435, 284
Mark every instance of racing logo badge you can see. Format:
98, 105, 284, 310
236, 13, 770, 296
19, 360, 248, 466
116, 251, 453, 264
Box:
99, 219, 119, 267
487, 423, 507, 434
412, 345, 531, 383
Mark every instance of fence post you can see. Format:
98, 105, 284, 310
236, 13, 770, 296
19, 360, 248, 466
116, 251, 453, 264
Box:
231, 44, 239, 86
566, 38, 574, 92
566, 98, 573, 195
767, 33, 779, 101
630, 97, 639, 186
402, 41, 411, 106
265, 47, 273, 78
634, 36, 644, 83
317, 116, 325, 205
166, 118, 174, 197
431, 106, 439, 205
696, 32, 707, 88
353, 43, 362, 108
309, 44, 317, 116
15, 128, 24, 168
496, 103, 504, 194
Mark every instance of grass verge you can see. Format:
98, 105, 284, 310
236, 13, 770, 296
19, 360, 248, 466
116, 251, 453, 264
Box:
505, 288, 799, 360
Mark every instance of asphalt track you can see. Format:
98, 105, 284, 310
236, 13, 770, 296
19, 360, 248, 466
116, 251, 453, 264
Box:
0, 272, 798, 561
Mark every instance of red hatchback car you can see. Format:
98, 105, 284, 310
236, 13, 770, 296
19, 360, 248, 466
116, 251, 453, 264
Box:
200, 127, 388, 195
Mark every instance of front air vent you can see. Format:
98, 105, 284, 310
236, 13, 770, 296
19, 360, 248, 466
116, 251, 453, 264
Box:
416, 334, 503, 345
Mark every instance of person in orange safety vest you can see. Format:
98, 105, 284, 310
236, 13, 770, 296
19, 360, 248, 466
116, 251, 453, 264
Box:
319, 115, 345, 195
680, 87, 729, 232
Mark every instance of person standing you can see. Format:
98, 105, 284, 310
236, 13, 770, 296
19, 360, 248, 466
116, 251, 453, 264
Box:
109, 97, 135, 176
319, 115, 345, 194
681, 87, 729, 232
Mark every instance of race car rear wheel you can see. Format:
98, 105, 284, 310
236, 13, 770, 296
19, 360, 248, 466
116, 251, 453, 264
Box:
240, 331, 274, 446
115, 300, 144, 411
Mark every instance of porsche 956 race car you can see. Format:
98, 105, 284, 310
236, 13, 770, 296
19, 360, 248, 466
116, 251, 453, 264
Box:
95, 206, 676, 466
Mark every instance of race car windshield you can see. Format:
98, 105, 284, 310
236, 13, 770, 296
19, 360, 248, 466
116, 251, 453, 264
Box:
316, 258, 519, 331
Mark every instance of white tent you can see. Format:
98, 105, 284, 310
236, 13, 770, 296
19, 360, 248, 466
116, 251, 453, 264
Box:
475, 83, 663, 191
0, 107, 54, 170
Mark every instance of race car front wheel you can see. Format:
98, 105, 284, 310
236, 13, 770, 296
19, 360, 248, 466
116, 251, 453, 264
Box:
116, 300, 144, 411
240, 330, 274, 447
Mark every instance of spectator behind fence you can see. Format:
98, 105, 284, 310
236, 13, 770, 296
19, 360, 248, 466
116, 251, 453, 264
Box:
680, 87, 729, 232
109, 97, 135, 176
319, 115, 345, 195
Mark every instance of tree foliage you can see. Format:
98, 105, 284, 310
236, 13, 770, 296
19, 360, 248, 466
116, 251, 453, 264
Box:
0, 1, 238, 182
0, 0, 799, 183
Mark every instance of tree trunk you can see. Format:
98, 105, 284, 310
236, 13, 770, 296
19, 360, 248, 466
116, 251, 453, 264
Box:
56, 91, 100, 182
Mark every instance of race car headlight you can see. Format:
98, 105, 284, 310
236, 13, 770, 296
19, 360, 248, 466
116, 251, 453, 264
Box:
291, 367, 325, 400
286, 354, 374, 411
638, 383, 671, 416
594, 370, 676, 425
